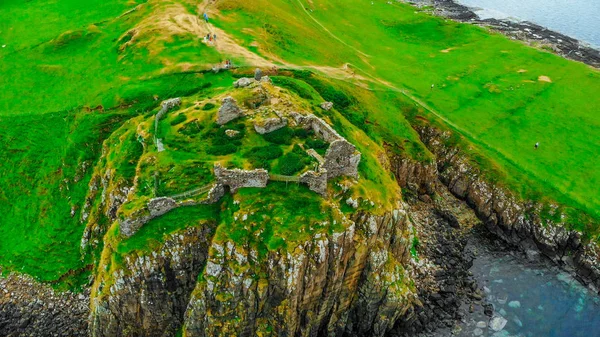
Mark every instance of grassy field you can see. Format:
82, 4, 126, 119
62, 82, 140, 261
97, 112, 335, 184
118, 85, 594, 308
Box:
210, 0, 600, 223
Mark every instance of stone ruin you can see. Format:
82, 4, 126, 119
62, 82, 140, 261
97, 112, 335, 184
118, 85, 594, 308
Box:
290, 112, 361, 179
214, 163, 269, 193
254, 117, 288, 134
217, 96, 243, 125
120, 197, 178, 237
323, 139, 361, 179
300, 169, 328, 196
161, 98, 182, 111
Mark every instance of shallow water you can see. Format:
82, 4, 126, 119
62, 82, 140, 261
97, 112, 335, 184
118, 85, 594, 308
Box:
456, 0, 600, 48
456, 242, 600, 337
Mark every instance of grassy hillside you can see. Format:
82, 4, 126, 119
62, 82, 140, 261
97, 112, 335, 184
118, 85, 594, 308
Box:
210, 0, 600, 221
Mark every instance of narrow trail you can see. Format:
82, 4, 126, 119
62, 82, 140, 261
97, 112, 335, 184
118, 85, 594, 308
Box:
293, 0, 371, 59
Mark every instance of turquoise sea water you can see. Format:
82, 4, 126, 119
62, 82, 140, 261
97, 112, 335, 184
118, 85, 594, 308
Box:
457, 0, 600, 48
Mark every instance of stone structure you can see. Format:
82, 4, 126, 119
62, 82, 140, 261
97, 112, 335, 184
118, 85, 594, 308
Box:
299, 169, 328, 196
161, 97, 182, 111
320, 101, 333, 111
155, 97, 181, 134
214, 163, 269, 193
203, 183, 225, 204
233, 77, 255, 88
323, 139, 361, 179
120, 197, 179, 237
254, 68, 263, 81
254, 117, 288, 134
217, 96, 243, 125
292, 113, 343, 143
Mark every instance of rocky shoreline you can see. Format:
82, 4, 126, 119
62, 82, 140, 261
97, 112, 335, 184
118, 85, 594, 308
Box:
406, 0, 600, 67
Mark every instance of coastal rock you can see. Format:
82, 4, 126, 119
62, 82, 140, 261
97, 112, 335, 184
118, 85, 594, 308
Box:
489, 316, 508, 332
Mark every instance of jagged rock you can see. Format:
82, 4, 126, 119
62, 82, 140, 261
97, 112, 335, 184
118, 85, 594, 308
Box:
225, 129, 240, 138
217, 96, 243, 125
320, 101, 334, 111
260, 75, 272, 83
300, 169, 328, 196
233, 77, 255, 88
214, 163, 269, 193
346, 197, 359, 209
90, 226, 216, 337
324, 139, 361, 179
182, 208, 417, 336
253, 117, 287, 134
414, 125, 600, 290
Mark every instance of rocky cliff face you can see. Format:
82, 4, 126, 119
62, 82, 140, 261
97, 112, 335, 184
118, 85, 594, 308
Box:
90, 225, 216, 337
88, 207, 420, 337
391, 125, 600, 291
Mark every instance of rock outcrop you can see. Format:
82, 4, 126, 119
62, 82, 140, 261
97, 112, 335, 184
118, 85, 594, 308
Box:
217, 97, 243, 125
90, 225, 216, 337
408, 125, 600, 290
183, 207, 418, 337
214, 163, 269, 193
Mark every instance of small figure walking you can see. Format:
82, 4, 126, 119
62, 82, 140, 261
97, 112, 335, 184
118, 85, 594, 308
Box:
535, 142, 539, 149
203, 13, 209, 22
431, 84, 435, 90
213, 33, 217, 41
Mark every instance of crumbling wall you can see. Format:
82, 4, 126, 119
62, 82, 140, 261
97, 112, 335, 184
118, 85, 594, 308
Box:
214, 163, 269, 193
324, 139, 361, 179
217, 97, 243, 125
120, 197, 179, 237
254, 117, 288, 134
155, 97, 182, 134
300, 169, 328, 196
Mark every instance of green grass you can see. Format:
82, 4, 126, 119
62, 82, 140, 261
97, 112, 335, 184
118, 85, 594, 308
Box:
213, 0, 600, 229
0, 110, 127, 282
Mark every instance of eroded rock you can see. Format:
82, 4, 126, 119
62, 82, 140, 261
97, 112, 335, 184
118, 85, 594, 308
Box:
217, 96, 243, 125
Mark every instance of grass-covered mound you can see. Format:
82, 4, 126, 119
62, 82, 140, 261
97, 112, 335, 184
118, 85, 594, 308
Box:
211, 0, 600, 226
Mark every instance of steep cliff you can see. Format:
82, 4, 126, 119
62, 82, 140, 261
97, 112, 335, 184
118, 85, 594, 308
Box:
89, 202, 419, 336
390, 125, 600, 291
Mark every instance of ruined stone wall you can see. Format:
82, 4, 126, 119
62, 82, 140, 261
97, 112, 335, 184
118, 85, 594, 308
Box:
323, 139, 361, 179
253, 117, 287, 134
120, 197, 178, 237
299, 169, 328, 196
214, 164, 269, 193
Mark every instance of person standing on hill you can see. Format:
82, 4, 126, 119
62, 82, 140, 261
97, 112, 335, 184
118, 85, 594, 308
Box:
203, 13, 209, 22
535, 142, 539, 149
